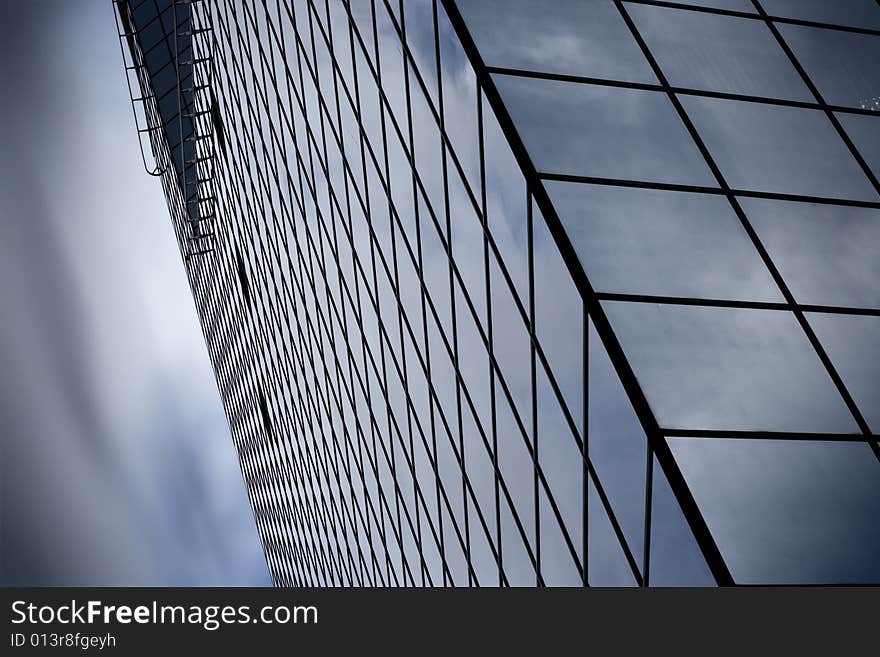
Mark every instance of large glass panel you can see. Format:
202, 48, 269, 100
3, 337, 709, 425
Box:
807, 313, 880, 432
669, 437, 880, 584
648, 455, 716, 587
779, 24, 880, 109
759, 0, 880, 30
629, 4, 811, 100
546, 181, 782, 301
495, 75, 714, 186
683, 96, 879, 201
838, 113, 880, 181
603, 302, 859, 432
742, 198, 880, 308
457, 0, 656, 83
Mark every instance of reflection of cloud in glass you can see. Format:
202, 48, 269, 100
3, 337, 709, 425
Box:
547, 181, 782, 301
495, 74, 714, 186
670, 438, 880, 584
457, 0, 656, 83
604, 302, 859, 433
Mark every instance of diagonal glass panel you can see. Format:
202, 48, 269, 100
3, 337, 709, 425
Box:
742, 198, 880, 308
669, 437, 880, 584
779, 24, 880, 109
758, 0, 880, 30
683, 96, 879, 200
494, 74, 714, 186
546, 181, 783, 301
456, 0, 656, 83
589, 320, 647, 573
629, 3, 812, 101
807, 313, 880, 432
648, 455, 716, 587
603, 302, 859, 433
838, 113, 880, 181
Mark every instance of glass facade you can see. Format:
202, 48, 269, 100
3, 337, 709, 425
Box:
118, 0, 880, 586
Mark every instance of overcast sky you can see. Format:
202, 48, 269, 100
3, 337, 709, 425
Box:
0, 0, 269, 586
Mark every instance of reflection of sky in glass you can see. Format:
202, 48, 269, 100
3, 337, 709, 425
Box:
807, 313, 880, 432
603, 302, 859, 433
743, 199, 880, 308
547, 181, 782, 301
838, 113, 880, 180
629, 3, 811, 100
683, 96, 878, 200
759, 0, 880, 30
670, 438, 880, 584
458, 0, 655, 82
780, 23, 880, 109
495, 74, 714, 185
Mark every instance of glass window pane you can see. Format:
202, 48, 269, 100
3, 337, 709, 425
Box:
683, 96, 879, 201
536, 364, 583, 566
759, 0, 880, 29
603, 302, 860, 432
539, 491, 583, 586
587, 480, 639, 587
589, 321, 647, 571
457, 0, 656, 83
669, 437, 880, 584
495, 75, 715, 186
533, 199, 582, 420
838, 113, 880, 180
808, 313, 880, 432
742, 198, 880, 308
780, 24, 880, 109
648, 456, 716, 587
546, 181, 783, 301
629, 4, 811, 101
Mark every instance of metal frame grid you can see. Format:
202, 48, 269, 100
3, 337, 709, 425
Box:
119, 0, 880, 586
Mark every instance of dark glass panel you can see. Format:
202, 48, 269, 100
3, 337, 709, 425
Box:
495, 75, 714, 186
838, 113, 880, 181
683, 96, 879, 200
457, 0, 655, 83
807, 313, 880, 432
759, 0, 880, 29
742, 198, 880, 308
629, 4, 811, 100
547, 181, 782, 301
588, 320, 647, 571
603, 302, 859, 432
648, 455, 716, 587
670, 437, 880, 584
780, 24, 880, 109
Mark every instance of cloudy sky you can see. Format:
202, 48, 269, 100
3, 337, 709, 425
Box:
0, 0, 269, 586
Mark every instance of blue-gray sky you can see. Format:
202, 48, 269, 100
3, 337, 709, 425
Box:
0, 0, 269, 586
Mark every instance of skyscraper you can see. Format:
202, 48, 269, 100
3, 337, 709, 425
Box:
115, 0, 880, 586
